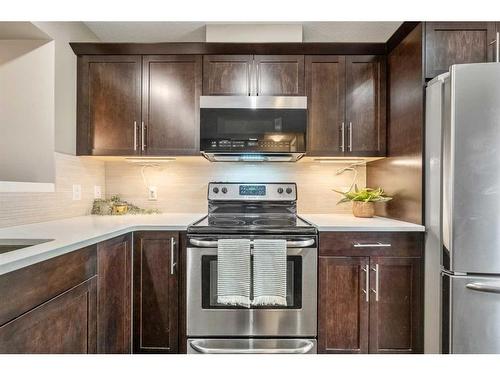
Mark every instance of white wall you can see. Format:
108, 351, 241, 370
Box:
33, 22, 99, 155
0, 40, 55, 185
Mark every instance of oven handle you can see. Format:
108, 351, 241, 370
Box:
189, 339, 314, 354
189, 238, 315, 248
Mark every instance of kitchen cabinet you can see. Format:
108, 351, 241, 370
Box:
77, 55, 142, 156
305, 55, 386, 156
77, 55, 201, 156
0, 246, 98, 354
97, 234, 132, 354
133, 231, 179, 353
318, 232, 423, 354
202, 55, 304, 96
318, 256, 369, 353
142, 55, 202, 155
425, 22, 498, 79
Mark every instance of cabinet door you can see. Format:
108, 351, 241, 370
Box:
0, 277, 97, 354
369, 257, 423, 354
203, 55, 253, 95
254, 55, 304, 96
97, 234, 132, 354
77, 55, 142, 155
142, 55, 202, 155
345, 55, 386, 156
425, 22, 496, 79
305, 56, 346, 156
318, 256, 369, 354
133, 231, 179, 353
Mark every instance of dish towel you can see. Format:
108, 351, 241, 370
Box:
217, 238, 251, 308
252, 239, 288, 306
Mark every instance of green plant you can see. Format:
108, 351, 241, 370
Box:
333, 185, 392, 205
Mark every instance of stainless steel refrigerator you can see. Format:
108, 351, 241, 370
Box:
425, 62, 500, 354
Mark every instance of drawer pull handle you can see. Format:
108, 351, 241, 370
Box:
353, 242, 391, 248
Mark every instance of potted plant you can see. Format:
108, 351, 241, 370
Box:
333, 185, 392, 218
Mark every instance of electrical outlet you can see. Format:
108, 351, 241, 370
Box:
72, 184, 82, 201
148, 186, 158, 201
94, 185, 102, 199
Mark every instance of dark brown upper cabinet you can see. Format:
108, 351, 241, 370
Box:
202, 55, 253, 95
253, 55, 305, 95
305, 55, 346, 156
77, 55, 201, 156
77, 55, 142, 156
306, 55, 386, 157
425, 22, 497, 79
345, 55, 386, 156
202, 55, 304, 96
133, 231, 179, 354
142, 55, 202, 155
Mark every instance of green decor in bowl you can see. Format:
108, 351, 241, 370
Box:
333, 185, 392, 218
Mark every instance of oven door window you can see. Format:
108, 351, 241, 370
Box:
201, 255, 302, 309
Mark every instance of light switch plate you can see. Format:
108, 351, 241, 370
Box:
72, 184, 82, 201
148, 186, 157, 201
94, 185, 102, 199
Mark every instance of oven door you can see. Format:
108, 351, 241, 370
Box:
186, 237, 317, 337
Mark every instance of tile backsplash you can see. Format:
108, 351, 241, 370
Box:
104, 157, 366, 214
0, 153, 105, 228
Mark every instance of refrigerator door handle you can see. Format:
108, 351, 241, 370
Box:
466, 282, 500, 294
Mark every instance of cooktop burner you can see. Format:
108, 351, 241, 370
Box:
187, 182, 317, 235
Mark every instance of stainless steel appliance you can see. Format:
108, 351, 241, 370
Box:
186, 182, 317, 354
199, 96, 307, 162
425, 62, 500, 353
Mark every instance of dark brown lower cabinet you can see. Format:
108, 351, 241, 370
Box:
133, 231, 179, 353
97, 234, 132, 354
318, 257, 369, 353
318, 232, 423, 354
369, 257, 422, 353
0, 277, 97, 354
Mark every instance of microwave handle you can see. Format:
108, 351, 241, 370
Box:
189, 238, 315, 248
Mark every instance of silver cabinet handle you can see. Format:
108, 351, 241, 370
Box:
247, 63, 251, 95
348, 121, 353, 152
340, 122, 345, 152
170, 237, 177, 275
353, 242, 391, 248
189, 238, 314, 248
489, 32, 500, 63
255, 63, 260, 96
466, 282, 500, 294
362, 264, 369, 302
371, 263, 379, 301
133, 121, 137, 151
141, 121, 146, 151
189, 339, 314, 354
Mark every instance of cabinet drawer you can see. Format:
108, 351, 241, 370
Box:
319, 232, 423, 257
0, 245, 97, 325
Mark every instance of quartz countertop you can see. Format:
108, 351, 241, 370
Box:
300, 213, 425, 232
0, 213, 424, 275
0, 213, 205, 275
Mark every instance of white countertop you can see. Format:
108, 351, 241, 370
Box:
300, 214, 425, 232
0, 213, 204, 275
0, 213, 424, 275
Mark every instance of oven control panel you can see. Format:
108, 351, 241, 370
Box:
208, 182, 297, 201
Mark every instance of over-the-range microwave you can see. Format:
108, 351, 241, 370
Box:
199, 96, 307, 162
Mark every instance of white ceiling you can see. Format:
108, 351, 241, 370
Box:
0, 22, 51, 40
84, 22, 402, 43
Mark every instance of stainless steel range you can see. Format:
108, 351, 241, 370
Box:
186, 182, 317, 354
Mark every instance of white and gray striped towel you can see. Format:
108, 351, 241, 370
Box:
252, 239, 288, 306
217, 239, 251, 308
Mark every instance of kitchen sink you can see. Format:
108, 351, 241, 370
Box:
0, 239, 53, 255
